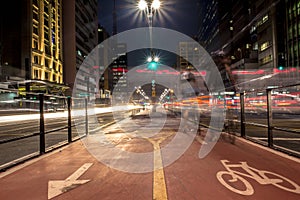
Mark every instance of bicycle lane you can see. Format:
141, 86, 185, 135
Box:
0, 141, 154, 200
163, 134, 300, 200
0, 131, 299, 200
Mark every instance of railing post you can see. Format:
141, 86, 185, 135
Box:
39, 94, 45, 154
266, 89, 273, 147
67, 96, 72, 143
240, 92, 246, 138
85, 98, 88, 136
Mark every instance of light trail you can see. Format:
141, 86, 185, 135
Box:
0, 105, 141, 123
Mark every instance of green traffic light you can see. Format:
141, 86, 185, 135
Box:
148, 61, 158, 70
278, 66, 284, 70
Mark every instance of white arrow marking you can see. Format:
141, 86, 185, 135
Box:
48, 163, 93, 199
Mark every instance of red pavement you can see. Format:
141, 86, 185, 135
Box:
0, 111, 300, 200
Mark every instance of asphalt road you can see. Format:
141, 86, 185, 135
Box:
0, 112, 117, 167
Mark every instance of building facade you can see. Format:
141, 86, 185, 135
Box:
63, 0, 98, 97
0, 0, 65, 94
178, 41, 201, 72
110, 43, 128, 93
97, 25, 112, 101
198, 0, 299, 91
286, 0, 300, 69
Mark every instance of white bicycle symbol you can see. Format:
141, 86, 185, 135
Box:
216, 160, 300, 195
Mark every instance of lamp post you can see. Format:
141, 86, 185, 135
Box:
138, 0, 161, 28
138, 0, 161, 105
138, 0, 161, 58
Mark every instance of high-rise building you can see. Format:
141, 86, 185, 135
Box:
63, 0, 98, 97
111, 43, 128, 93
286, 0, 300, 70
198, 0, 298, 90
0, 0, 65, 93
198, 0, 233, 53
102, 0, 128, 95
178, 41, 201, 72
97, 25, 112, 101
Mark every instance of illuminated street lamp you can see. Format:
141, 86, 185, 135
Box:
138, 0, 161, 101
138, 0, 161, 27
138, 0, 161, 69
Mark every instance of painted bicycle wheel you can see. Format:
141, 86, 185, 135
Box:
216, 171, 254, 195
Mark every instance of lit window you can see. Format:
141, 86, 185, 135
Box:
260, 55, 272, 65
262, 15, 268, 23
260, 41, 270, 51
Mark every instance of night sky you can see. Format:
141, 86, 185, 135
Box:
98, 0, 200, 38
98, 0, 200, 67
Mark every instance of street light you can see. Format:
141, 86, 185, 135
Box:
138, 0, 161, 27
138, 0, 148, 10
151, 0, 161, 10
138, 0, 161, 67
138, 0, 161, 102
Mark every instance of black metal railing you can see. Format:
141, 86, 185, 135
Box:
166, 83, 300, 158
226, 84, 300, 157
0, 90, 142, 171
0, 94, 88, 171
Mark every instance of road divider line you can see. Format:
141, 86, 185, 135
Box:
146, 135, 173, 200
153, 143, 168, 200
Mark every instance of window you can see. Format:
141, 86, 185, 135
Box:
260, 55, 272, 65
45, 59, 49, 68
44, 31, 49, 40
44, 4, 49, 13
33, 11, 39, 21
45, 45, 50, 55
45, 72, 49, 80
33, 26, 38, 35
257, 14, 269, 27
33, 0, 38, 6
34, 69, 39, 79
32, 39, 38, 49
260, 41, 270, 52
44, 17, 49, 26
34, 56, 39, 64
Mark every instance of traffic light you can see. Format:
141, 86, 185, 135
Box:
148, 61, 158, 70
278, 53, 285, 71
147, 56, 159, 71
